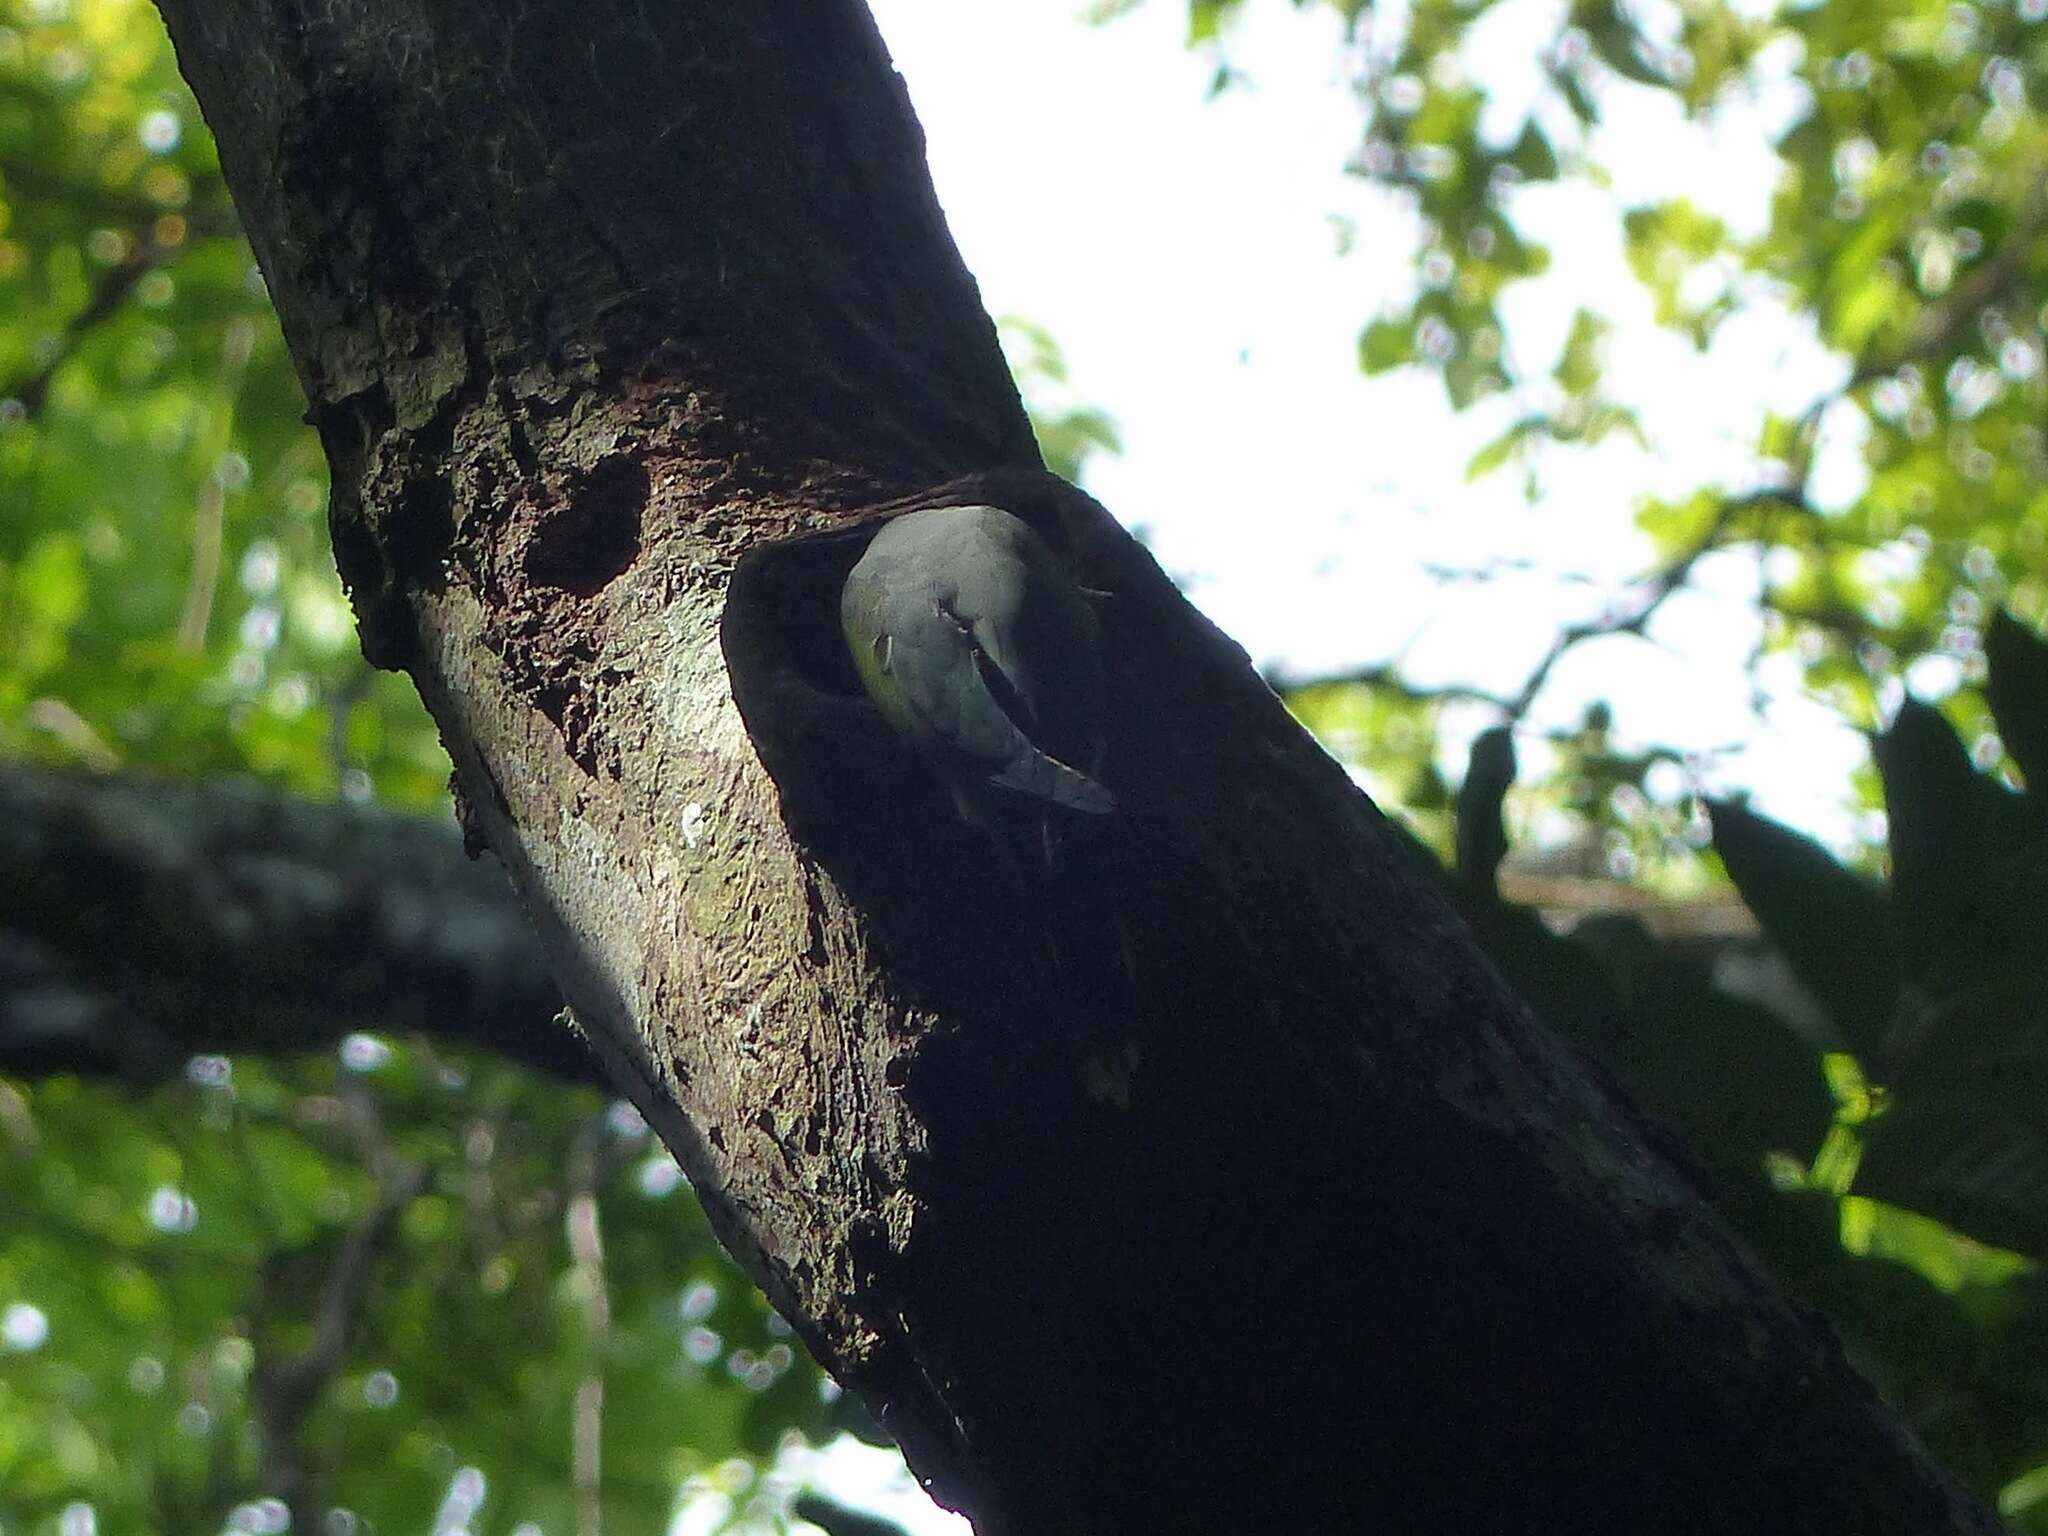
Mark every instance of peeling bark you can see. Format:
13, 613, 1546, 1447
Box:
147, 2, 2005, 1532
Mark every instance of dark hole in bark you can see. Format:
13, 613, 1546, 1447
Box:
724, 526, 943, 854
525, 455, 646, 596
722, 523, 1052, 981
391, 472, 455, 589
727, 523, 873, 701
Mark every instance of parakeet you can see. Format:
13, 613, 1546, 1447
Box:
843, 501, 1137, 1101
841, 503, 1113, 823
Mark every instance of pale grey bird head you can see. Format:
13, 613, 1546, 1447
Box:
841, 503, 1113, 817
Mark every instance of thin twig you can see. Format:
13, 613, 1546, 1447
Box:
23, 697, 120, 770
250, 1093, 423, 1531
175, 316, 258, 653
247, 1089, 419, 1531
1347, 165, 2048, 732
1503, 487, 1810, 719
1271, 659, 1516, 711
177, 474, 227, 652
568, 1116, 613, 1536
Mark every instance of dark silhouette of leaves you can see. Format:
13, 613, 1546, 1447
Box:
1708, 797, 1902, 1070
1873, 701, 2039, 990
1986, 611, 2048, 808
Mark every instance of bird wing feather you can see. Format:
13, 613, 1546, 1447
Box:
938, 598, 1114, 814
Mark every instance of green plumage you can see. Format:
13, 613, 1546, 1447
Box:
841, 504, 1113, 817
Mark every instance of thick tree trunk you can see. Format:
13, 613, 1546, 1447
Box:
150, 3, 2004, 1532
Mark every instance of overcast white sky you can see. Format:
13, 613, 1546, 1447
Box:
861, 0, 1887, 856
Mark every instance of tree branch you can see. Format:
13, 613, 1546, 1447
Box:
566, 1116, 612, 1536
1504, 487, 1810, 719
0, 762, 600, 1084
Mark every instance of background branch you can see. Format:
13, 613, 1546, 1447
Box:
0, 763, 599, 1085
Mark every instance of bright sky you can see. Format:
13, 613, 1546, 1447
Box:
865, 0, 1884, 856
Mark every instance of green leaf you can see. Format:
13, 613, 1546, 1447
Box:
1857, 1096, 2048, 1257
1578, 0, 1673, 87
1708, 798, 1903, 1069
1504, 122, 1558, 182
1986, 610, 2048, 803
1833, 268, 1909, 355
1358, 315, 1416, 374
1187, 0, 1231, 44
1466, 417, 1540, 482
1873, 701, 2043, 988
1554, 309, 1607, 397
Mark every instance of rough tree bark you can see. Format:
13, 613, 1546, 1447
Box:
148, 3, 2004, 1532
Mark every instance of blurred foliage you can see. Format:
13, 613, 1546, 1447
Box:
997, 316, 1123, 485
9, 0, 2048, 1527
0, 1054, 829, 1536
0, 0, 429, 798
1431, 608, 2048, 1523
1185, 0, 2048, 888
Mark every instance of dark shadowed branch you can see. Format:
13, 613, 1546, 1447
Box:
0, 762, 598, 1084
